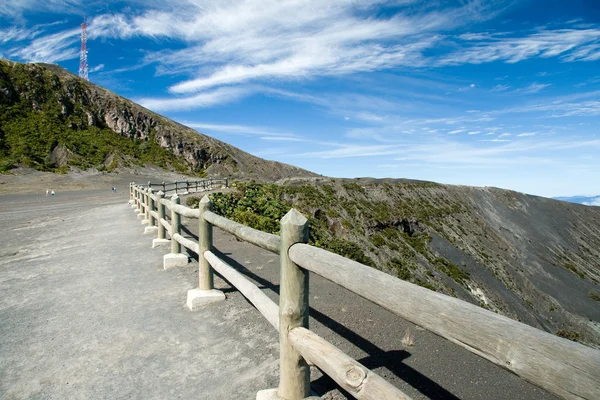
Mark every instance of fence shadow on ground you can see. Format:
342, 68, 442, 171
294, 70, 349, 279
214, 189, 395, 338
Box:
180, 223, 459, 400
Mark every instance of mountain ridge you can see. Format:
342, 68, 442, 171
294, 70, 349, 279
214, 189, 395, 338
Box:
0, 59, 316, 180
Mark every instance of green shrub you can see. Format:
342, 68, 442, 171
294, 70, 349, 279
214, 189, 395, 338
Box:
589, 290, 600, 302
565, 263, 585, 279
556, 329, 581, 342
432, 257, 470, 284
186, 196, 201, 208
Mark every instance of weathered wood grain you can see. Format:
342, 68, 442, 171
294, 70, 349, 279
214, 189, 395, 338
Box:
289, 327, 412, 400
288, 243, 600, 400
278, 209, 310, 400
203, 210, 280, 254
171, 204, 200, 219
198, 196, 213, 290
160, 218, 171, 236
204, 251, 279, 330
173, 233, 199, 255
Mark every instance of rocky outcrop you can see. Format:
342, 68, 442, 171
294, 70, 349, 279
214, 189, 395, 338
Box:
0, 59, 317, 179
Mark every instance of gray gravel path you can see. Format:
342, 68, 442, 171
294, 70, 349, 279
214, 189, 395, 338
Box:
0, 190, 559, 399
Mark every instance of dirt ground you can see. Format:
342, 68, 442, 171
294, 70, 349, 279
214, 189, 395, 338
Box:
0, 166, 196, 195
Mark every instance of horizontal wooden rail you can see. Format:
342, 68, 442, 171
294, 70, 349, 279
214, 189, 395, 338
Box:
160, 218, 172, 236
171, 204, 200, 219
205, 251, 279, 330
288, 243, 600, 400
149, 210, 159, 220
203, 210, 280, 254
173, 233, 200, 254
160, 198, 172, 211
289, 327, 411, 400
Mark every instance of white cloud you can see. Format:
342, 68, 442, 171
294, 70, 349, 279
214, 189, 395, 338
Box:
583, 198, 600, 206
8, 27, 80, 62
512, 83, 551, 94
440, 28, 600, 65
299, 143, 402, 158
38, 0, 499, 94
137, 86, 252, 111
89, 63, 104, 73
517, 132, 536, 137
468, 131, 481, 135
491, 84, 510, 92
448, 129, 464, 134
181, 121, 299, 140
0, 0, 84, 19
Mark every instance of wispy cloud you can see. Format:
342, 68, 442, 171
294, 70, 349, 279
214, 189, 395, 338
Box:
181, 121, 299, 140
511, 83, 551, 94
137, 86, 252, 111
0, 0, 84, 19
89, 63, 104, 73
440, 28, 600, 65
8, 26, 80, 62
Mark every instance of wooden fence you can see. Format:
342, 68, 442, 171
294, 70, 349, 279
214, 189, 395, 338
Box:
137, 178, 229, 195
128, 182, 600, 400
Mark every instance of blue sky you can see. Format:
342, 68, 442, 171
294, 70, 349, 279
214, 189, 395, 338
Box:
1, 0, 599, 197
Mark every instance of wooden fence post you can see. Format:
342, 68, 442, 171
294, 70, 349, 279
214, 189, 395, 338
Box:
142, 187, 150, 224
171, 194, 181, 254
163, 194, 188, 269
144, 188, 158, 235
137, 187, 146, 220
133, 184, 139, 210
198, 196, 213, 290
278, 209, 310, 399
128, 182, 133, 204
152, 191, 169, 247
162, 181, 165, 193
187, 195, 225, 310
131, 183, 137, 209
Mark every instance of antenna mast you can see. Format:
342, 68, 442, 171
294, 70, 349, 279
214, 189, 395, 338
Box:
79, 18, 89, 81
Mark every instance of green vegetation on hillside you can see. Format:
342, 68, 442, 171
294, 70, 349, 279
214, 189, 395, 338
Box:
0, 62, 188, 173
187, 180, 473, 291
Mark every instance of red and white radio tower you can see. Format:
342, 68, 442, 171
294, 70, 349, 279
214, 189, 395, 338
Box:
79, 18, 89, 81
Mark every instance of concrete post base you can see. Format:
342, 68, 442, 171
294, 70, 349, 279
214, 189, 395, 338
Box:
131, 204, 137, 208
128, 200, 134, 205
144, 226, 158, 235
163, 253, 188, 270
141, 219, 148, 225
137, 213, 145, 219
152, 238, 170, 248
186, 288, 225, 310
256, 389, 319, 400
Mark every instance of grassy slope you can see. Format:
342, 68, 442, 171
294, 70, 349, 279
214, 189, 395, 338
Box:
0, 61, 187, 173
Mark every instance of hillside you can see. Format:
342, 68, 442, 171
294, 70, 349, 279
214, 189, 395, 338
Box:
189, 178, 600, 347
0, 60, 315, 180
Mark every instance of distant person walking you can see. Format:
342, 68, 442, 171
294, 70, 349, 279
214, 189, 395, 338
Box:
51, 190, 55, 197
112, 187, 116, 193
46, 189, 49, 196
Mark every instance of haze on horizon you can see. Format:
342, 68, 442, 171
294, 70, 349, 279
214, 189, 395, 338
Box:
1, 0, 599, 198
